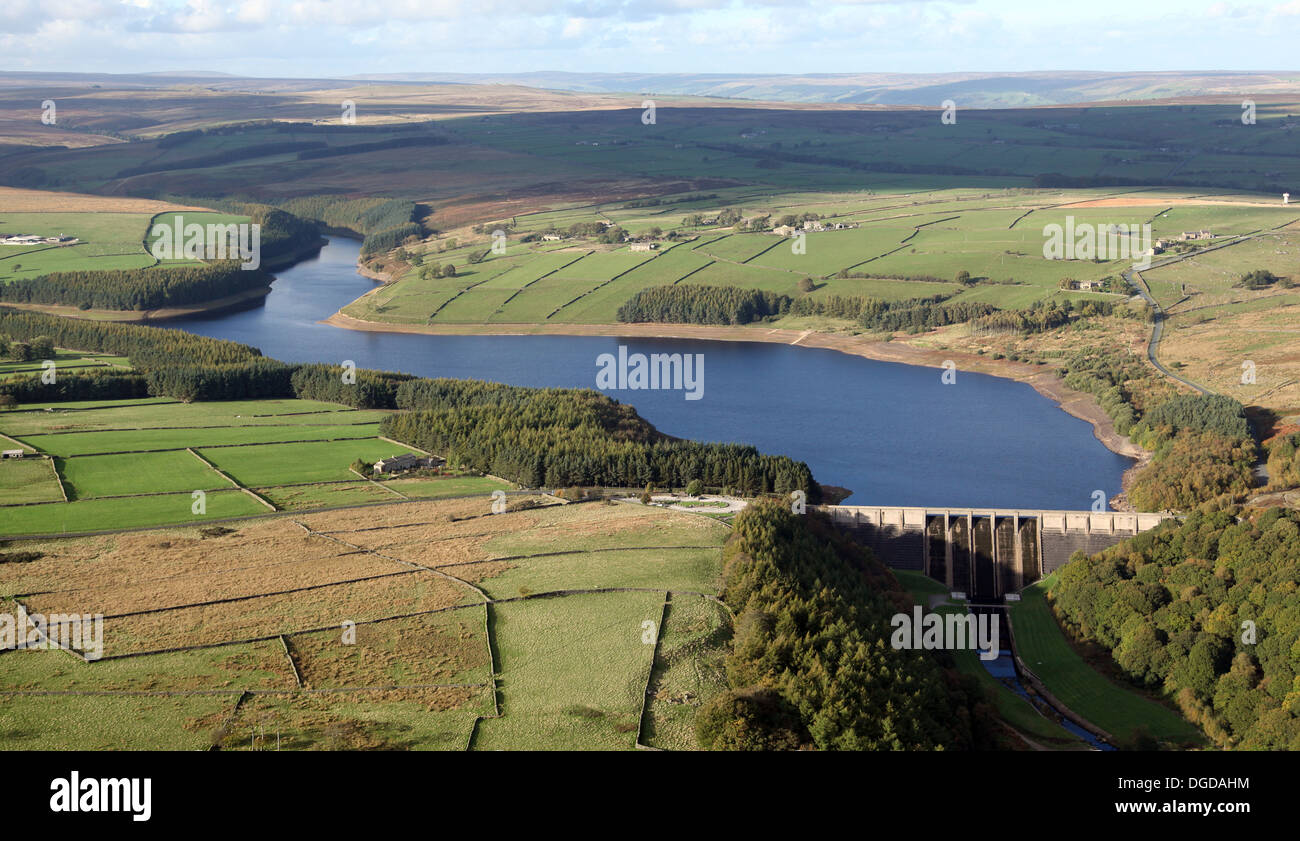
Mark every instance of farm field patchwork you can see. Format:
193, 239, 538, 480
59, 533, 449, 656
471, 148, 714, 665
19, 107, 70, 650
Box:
0, 350, 130, 382
0, 396, 518, 536
346, 186, 1294, 333
0, 495, 727, 749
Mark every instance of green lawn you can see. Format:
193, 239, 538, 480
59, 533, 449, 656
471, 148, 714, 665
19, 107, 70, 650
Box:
1010, 576, 1204, 746
0, 395, 510, 535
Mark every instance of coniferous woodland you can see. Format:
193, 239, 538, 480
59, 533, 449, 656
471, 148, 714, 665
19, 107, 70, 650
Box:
276, 197, 420, 237
0, 262, 273, 310
617, 284, 1105, 335
383, 380, 819, 496
0, 308, 817, 496
209, 204, 324, 266
0, 307, 281, 401
1, 368, 151, 403
291, 363, 416, 408
617, 285, 790, 325
0, 205, 321, 312
1048, 507, 1300, 749
695, 500, 994, 750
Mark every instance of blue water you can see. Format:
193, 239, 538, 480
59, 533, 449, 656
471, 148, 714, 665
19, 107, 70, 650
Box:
172, 237, 1133, 508
981, 650, 1115, 750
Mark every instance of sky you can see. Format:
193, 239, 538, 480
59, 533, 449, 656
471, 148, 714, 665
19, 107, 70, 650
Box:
2, 0, 1300, 78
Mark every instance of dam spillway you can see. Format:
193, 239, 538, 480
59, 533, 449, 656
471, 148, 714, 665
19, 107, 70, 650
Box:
818, 506, 1177, 600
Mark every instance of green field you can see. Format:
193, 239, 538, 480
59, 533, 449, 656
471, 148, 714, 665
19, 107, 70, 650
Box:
0, 349, 130, 381
17, 422, 383, 457
641, 593, 731, 750
0, 396, 517, 536
0, 456, 63, 505
1009, 576, 1204, 746
1, 488, 271, 535
58, 449, 228, 499
0, 213, 159, 282
472, 589, 665, 750
199, 439, 418, 487
342, 184, 1295, 330
0, 492, 727, 749
0, 210, 258, 283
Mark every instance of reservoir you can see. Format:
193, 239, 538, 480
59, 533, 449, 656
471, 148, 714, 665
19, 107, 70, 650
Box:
173, 237, 1132, 508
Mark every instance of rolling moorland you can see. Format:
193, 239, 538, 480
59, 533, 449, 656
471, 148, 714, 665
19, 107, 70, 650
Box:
1, 74, 1299, 749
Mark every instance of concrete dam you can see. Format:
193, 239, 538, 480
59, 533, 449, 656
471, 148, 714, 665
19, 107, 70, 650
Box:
818, 506, 1176, 601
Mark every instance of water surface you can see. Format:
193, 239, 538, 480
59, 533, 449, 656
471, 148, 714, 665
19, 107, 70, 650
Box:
174, 237, 1132, 508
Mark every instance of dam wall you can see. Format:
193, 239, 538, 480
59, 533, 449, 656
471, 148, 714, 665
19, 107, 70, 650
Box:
818, 506, 1176, 600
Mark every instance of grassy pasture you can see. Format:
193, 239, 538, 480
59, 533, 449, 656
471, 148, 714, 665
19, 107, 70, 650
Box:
0, 489, 270, 536
200, 438, 418, 487
641, 593, 731, 750
0, 395, 510, 536
0, 693, 236, 751
16, 422, 383, 457
256, 480, 398, 510
0, 212, 159, 282
58, 449, 229, 499
0, 494, 725, 749
0, 350, 129, 381
1009, 576, 1204, 746
472, 589, 663, 750
0, 399, 382, 436
0, 457, 63, 505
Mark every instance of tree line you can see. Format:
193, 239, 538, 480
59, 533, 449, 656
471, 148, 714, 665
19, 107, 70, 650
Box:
615, 284, 1115, 337
1049, 506, 1300, 749
277, 197, 420, 236
617, 285, 791, 325
0, 262, 273, 311
695, 500, 995, 750
1, 309, 818, 498
382, 380, 819, 497
291, 363, 416, 408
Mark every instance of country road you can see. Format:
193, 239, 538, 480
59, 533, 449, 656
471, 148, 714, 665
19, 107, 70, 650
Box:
1120, 223, 1299, 488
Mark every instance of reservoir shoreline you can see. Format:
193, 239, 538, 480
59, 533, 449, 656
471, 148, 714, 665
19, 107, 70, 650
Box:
322, 309, 1147, 493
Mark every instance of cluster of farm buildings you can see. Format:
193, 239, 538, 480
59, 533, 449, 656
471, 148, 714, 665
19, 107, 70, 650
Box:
373, 453, 443, 474
772, 220, 860, 236
0, 234, 77, 246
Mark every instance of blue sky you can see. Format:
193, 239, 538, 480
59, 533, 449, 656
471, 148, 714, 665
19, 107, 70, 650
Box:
2, 0, 1299, 77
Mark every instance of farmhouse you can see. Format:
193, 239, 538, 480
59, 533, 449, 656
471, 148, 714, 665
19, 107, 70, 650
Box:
2, 450, 24, 459
629, 242, 659, 252
373, 454, 443, 474
1179, 230, 1214, 241
771, 225, 797, 236
541, 234, 564, 241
